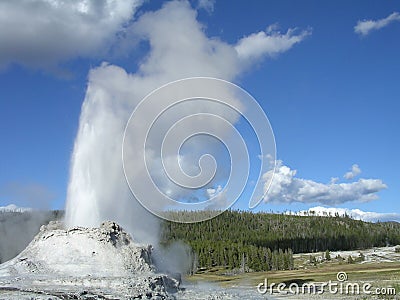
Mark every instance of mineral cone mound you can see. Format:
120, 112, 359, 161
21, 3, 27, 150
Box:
0, 221, 179, 299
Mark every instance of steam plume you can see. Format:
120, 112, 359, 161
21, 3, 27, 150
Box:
65, 1, 309, 245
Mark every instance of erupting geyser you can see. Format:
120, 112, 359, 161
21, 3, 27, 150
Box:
63, 1, 277, 240
63, 62, 164, 244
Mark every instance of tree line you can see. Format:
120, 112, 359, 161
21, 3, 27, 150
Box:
160, 210, 400, 272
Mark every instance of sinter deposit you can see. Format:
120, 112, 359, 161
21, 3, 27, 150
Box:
0, 221, 179, 299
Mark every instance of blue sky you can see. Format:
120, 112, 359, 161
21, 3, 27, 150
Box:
0, 0, 399, 221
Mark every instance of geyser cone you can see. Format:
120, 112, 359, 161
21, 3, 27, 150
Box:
0, 221, 179, 299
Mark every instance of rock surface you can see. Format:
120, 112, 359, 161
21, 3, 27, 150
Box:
0, 221, 179, 299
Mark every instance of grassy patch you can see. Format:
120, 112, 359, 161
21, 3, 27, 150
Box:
187, 262, 400, 289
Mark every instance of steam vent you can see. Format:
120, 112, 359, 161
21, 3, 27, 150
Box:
0, 221, 179, 299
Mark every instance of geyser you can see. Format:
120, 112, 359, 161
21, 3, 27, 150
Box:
64, 0, 291, 241
63, 1, 245, 243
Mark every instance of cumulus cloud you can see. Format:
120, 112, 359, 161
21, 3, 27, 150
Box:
0, 0, 142, 69
235, 24, 311, 64
0, 0, 310, 71
344, 164, 361, 180
354, 12, 400, 36
263, 161, 387, 205
290, 206, 400, 223
128, 1, 240, 79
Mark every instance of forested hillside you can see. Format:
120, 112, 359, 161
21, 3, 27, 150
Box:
2, 209, 399, 273
161, 210, 400, 272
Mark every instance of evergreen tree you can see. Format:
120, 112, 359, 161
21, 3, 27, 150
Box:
325, 250, 331, 260
159, 210, 400, 272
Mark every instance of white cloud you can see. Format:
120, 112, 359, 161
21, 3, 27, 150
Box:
354, 12, 400, 36
205, 185, 228, 210
0, 0, 310, 71
289, 206, 400, 223
330, 177, 339, 184
206, 186, 221, 198
263, 160, 387, 205
344, 164, 361, 180
197, 0, 215, 13
235, 25, 311, 64
0, 0, 142, 69
128, 1, 240, 79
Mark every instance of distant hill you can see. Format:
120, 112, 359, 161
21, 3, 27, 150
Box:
161, 210, 400, 272
1, 208, 399, 273
0, 204, 32, 213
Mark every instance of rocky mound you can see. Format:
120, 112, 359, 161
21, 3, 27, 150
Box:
0, 221, 179, 299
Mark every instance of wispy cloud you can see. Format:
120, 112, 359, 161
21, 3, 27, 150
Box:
235, 24, 311, 64
289, 206, 400, 223
354, 12, 400, 36
263, 161, 387, 205
197, 0, 215, 14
